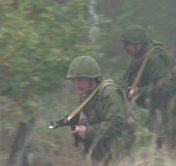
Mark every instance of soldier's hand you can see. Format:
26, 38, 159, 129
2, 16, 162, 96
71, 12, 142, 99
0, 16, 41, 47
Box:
71, 125, 87, 139
128, 87, 138, 97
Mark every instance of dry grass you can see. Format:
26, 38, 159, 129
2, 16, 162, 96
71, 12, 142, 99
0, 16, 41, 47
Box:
0, 90, 176, 166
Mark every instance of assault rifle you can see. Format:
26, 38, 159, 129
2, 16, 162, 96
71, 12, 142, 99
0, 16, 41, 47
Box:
49, 113, 80, 147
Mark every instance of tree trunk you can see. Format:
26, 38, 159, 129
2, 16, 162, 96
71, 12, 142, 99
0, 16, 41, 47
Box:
8, 117, 35, 166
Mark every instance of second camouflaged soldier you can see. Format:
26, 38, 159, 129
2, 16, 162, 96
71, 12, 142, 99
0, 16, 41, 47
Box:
67, 56, 136, 165
120, 25, 169, 147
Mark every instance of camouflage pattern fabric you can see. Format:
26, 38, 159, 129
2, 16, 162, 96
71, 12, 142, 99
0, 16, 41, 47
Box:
67, 56, 102, 80
120, 25, 148, 44
79, 77, 134, 165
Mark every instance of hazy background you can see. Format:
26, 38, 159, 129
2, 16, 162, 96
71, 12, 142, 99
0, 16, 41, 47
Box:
0, 0, 176, 166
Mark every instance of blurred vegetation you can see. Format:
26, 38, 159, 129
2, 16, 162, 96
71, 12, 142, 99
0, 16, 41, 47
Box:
0, 0, 99, 122
0, 0, 176, 166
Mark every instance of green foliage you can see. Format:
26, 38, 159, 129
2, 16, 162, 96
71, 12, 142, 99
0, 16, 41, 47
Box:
0, 0, 98, 122
135, 107, 150, 127
120, 0, 176, 43
134, 107, 152, 144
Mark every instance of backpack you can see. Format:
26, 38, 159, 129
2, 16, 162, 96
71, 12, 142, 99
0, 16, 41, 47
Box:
97, 81, 138, 135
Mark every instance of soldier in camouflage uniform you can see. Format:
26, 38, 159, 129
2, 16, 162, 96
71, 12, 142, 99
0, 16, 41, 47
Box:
120, 25, 170, 147
67, 56, 135, 165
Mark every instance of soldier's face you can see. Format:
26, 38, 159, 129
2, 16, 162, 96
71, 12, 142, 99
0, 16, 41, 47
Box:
73, 78, 92, 94
123, 42, 142, 56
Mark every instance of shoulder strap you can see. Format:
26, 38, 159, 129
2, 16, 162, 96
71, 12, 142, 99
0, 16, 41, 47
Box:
97, 82, 136, 127
98, 82, 114, 96
64, 79, 114, 122
128, 45, 165, 98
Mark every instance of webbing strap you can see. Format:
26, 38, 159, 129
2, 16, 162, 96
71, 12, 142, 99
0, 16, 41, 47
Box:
128, 45, 165, 98
64, 79, 114, 122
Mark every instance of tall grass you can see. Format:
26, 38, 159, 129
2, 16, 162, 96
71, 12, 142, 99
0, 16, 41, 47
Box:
0, 86, 176, 166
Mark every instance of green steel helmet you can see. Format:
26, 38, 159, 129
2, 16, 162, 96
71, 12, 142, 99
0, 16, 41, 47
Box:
120, 25, 148, 44
66, 56, 102, 79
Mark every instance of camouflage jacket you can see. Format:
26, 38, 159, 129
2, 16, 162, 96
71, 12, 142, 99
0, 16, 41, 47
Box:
78, 79, 134, 163
124, 40, 169, 107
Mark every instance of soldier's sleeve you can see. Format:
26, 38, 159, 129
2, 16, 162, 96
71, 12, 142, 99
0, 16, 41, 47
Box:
138, 49, 168, 95
85, 86, 126, 140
